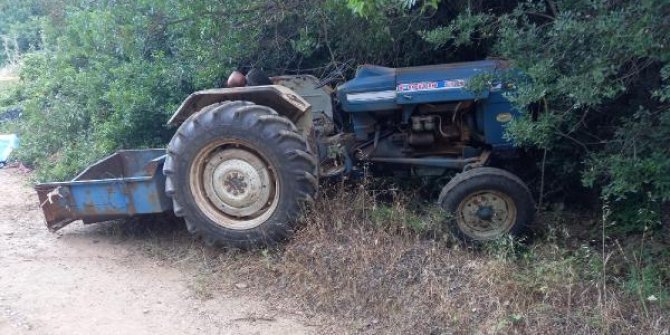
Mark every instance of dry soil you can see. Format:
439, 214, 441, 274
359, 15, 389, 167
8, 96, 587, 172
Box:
0, 167, 322, 335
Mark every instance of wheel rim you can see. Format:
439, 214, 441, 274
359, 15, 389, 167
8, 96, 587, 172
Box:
455, 190, 517, 240
189, 141, 279, 230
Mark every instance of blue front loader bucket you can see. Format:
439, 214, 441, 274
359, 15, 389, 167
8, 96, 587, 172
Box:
35, 149, 173, 231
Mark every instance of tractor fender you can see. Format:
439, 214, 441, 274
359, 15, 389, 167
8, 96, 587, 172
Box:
168, 85, 312, 133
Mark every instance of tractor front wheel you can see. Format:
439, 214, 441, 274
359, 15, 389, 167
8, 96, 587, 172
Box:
438, 167, 534, 242
164, 101, 317, 249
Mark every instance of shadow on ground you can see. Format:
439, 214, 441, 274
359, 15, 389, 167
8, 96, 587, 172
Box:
61, 213, 190, 242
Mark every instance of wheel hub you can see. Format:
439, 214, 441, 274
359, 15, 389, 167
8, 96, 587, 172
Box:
476, 206, 494, 221
457, 190, 517, 239
223, 171, 248, 195
203, 149, 273, 218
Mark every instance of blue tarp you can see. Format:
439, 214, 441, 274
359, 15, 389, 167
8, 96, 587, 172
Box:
0, 134, 19, 162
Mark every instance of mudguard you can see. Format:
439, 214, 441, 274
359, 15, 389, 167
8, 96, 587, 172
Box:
168, 85, 311, 131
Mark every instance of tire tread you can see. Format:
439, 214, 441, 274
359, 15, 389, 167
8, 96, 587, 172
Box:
164, 101, 317, 249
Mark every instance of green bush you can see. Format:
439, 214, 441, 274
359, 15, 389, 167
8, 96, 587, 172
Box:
1, 0, 668, 233
0, 0, 446, 181
417, 0, 670, 226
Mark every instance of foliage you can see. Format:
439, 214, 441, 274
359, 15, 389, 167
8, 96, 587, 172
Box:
0, 0, 44, 65
497, 1, 669, 200
0, 0, 669, 231
420, 10, 494, 48
0, 0, 448, 181
419, 0, 670, 225
346, 0, 439, 16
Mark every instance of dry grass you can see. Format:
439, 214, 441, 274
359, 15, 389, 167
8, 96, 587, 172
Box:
0, 65, 19, 91
104, 182, 669, 334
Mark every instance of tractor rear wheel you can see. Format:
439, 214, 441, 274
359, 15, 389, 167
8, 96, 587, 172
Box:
438, 167, 534, 242
164, 101, 317, 249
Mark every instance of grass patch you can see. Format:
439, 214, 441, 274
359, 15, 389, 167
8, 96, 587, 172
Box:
111, 182, 670, 334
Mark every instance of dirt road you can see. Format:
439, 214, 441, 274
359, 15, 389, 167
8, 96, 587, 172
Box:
0, 168, 319, 335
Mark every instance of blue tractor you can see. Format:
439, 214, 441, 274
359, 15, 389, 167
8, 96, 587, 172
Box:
36, 59, 534, 248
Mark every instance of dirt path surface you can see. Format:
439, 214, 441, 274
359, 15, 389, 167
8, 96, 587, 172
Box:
0, 168, 319, 335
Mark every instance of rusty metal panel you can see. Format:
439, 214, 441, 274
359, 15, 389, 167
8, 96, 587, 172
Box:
35, 150, 172, 231
271, 75, 333, 119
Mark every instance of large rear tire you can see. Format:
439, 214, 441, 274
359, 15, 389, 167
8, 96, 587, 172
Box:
438, 167, 534, 242
164, 101, 317, 249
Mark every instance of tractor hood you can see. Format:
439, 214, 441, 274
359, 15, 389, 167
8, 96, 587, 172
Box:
337, 59, 510, 112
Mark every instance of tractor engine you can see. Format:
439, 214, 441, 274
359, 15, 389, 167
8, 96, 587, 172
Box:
384, 101, 472, 150
408, 103, 467, 146
340, 100, 479, 177
323, 60, 518, 177
257, 61, 517, 179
